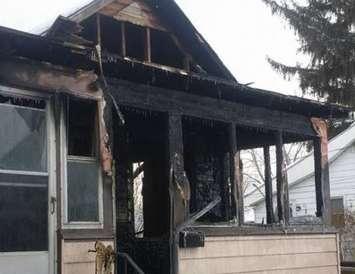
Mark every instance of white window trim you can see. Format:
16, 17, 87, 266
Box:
61, 99, 104, 230
0, 85, 51, 100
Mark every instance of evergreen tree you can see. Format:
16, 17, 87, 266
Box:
262, 0, 355, 108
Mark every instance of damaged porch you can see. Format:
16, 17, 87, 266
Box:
0, 0, 349, 272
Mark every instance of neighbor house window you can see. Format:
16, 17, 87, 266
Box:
331, 197, 344, 228
64, 98, 102, 226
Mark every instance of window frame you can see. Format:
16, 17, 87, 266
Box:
61, 97, 104, 230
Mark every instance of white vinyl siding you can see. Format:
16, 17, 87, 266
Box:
178, 234, 340, 274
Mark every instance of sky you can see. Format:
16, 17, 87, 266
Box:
0, 0, 304, 96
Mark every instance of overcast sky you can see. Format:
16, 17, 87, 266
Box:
0, 0, 304, 95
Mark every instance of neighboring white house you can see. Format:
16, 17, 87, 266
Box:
245, 123, 355, 224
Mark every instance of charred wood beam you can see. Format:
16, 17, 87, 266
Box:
276, 131, 289, 224
177, 196, 221, 232
108, 79, 317, 137
229, 123, 244, 225
167, 113, 189, 227
167, 112, 188, 274
312, 118, 331, 225
115, 126, 133, 238
121, 22, 126, 57
145, 28, 151, 63
263, 145, 274, 224
222, 153, 231, 221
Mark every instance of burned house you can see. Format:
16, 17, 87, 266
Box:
0, 0, 349, 273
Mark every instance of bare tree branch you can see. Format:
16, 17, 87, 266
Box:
249, 149, 265, 182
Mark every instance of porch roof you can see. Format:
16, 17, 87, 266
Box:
0, 25, 350, 119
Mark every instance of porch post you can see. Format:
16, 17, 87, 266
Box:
312, 118, 331, 225
263, 145, 275, 224
168, 112, 189, 227
115, 126, 133, 239
229, 123, 244, 225
275, 131, 289, 224
167, 112, 188, 274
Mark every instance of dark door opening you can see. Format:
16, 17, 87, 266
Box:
114, 107, 170, 274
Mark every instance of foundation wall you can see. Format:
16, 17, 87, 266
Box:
178, 234, 340, 274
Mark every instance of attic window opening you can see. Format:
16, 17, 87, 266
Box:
100, 15, 123, 55
125, 22, 146, 61
151, 29, 185, 69
80, 15, 98, 44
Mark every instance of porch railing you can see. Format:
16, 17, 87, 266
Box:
117, 252, 145, 274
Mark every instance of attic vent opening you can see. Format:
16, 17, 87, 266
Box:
151, 29, 185, 69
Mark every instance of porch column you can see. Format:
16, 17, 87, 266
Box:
263, 145, 275, 224
167, 112, 189, 228
228, 123, 244, 225
275, 131, 289, 224
115, 126, 133, 238
312, 118, 331, 225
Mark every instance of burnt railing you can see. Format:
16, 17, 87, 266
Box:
117, 252, 145, 274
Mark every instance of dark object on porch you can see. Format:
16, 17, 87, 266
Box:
179, 231, 205, 248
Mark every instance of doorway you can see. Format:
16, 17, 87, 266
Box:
115, 107, 170, 274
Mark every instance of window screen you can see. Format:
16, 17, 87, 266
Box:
0, 177, 48, 252
0, 104, 47, 172
67, 159, 99, 222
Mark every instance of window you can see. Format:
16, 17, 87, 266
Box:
0, 94, 48, 252
101, 15, 123, 55
331, 197, 345, 228
64, 98, 102, 226
151, 29, 185, 69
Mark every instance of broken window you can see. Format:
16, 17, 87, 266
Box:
151, 30, 185, 69
0, 95, 48, 252
65, 98, 102, 224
